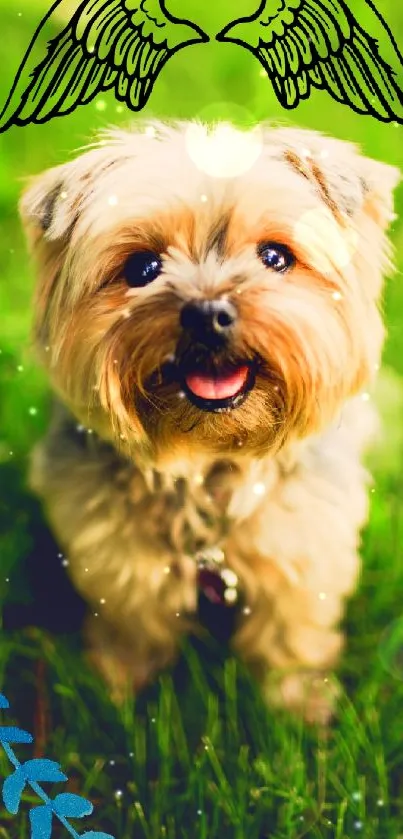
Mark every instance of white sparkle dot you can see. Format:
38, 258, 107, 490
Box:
352, 791, 362, 802
109, 759, 115, 766
224, 588, 238, 604
88, 45, 95, 53
236, 288, 242, 294
116, 105, 124, 114
362, 392, 370, 401
178, 391, 186, 400
45, 345, 50, 352
197, 809, 203, 815
194, 474, 204, 485
319, 592, 327, 600
85, 567, 89, 573
87, 428, 93, 435
354, 821, 363, 831
94, 612, 99, 617
17, 365, 24, 372
301, 147, 312, 158
175, 612, 180, 617
57, 553, 63, 558
28, 407, 37, 416
100, 598, 106, 604
374, 363, 380, 372
145, 126, 156, 137
113, 359, 118, 365
164, 566, 171, 574
253, 482, 266, 496
377, 799, 384, 807
259, 68, 266, 77
332, 291, 342, 301
114, 789, 123, 799
243, 606, 251, 615
129, 751, 134, 757
200, 194, 208, 203
8, 452, 13, 456
151, 718, 156, 723
5, 578, 9, 583
204, 745, 209, 751
108, 194, 118, 206
62, 559, 69, 567
95, 99, 107, 112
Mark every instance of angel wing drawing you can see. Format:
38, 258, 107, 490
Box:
216, 0, 403, 123
0, 0, 209, 132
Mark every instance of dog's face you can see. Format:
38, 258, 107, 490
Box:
20, 122, 399, 466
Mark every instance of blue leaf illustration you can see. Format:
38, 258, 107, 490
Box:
2, 766, 26, 814
81, 834, 116, 839
53, 792, 94, 818
1, 759, 67, 814
0, 726, 33, 744
23, 758, 68, 784
29, 803, 53, 839
0, 694, 10, 709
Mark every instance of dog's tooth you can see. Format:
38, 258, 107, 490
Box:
224, 588, 238, 604
221, 569, 238, 588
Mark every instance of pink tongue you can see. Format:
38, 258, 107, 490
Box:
185, 365, 249, 400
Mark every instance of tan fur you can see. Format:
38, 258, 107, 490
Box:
21, 121, 400, 721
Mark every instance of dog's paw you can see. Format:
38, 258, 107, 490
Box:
264, 670, 340, 725
84, 614, 162, 704
86, 643, 156, 704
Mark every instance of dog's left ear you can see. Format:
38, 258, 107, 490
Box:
357, 153, 401, 230
277, 127, 400, 228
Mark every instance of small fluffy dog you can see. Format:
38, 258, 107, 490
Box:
20, 121, 399, 722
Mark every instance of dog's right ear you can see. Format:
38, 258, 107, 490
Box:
19, 161, 81, 251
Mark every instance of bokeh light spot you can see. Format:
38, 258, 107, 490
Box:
294, 208, 359, 273
185, 103, 263, 178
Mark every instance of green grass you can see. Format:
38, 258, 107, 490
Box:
1, 0, 403, 836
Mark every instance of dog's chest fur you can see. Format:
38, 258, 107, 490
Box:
41, 395, 376, 568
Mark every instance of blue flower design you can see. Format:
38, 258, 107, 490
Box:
0, 693, 114, 839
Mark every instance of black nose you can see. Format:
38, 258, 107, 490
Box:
180, 299, 237, 341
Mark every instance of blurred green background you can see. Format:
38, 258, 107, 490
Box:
1, 2, 403, 837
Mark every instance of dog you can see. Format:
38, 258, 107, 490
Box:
20, 120, 400, 722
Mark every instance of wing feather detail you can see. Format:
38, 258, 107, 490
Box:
0, 0, 208, 130
217, 0, 403, 122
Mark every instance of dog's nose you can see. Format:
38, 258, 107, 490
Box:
180, 299, 237, 340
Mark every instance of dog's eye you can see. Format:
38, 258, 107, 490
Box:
258, 242, 295, 273
124, 251, 162, 287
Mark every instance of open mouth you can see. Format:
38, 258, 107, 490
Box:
181, 359, 256, 413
